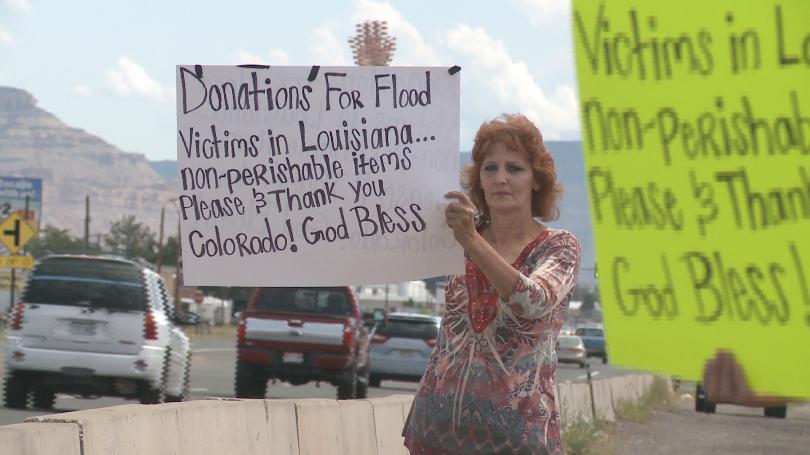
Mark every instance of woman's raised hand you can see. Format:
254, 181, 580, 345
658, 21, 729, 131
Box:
702, 350, 788, 407
444, 191, 479, 248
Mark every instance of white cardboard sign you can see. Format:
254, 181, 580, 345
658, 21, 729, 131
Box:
176, 65, 463, 286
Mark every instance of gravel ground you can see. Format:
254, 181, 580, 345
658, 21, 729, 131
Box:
593, 394, 810, 455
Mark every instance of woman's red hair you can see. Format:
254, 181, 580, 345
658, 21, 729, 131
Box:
464, 114, 562, 221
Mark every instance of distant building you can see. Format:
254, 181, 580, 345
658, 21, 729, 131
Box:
184, 295, 232, 326
566, 300, 603, 326
355, 281, 445, 315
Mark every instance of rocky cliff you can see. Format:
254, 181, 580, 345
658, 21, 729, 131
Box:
0, 86, 177, 237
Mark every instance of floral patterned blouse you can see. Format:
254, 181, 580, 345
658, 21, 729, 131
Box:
403, 228, 581, 455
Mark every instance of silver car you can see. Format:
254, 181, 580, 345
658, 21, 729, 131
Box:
556, 335, 588, 368
368, 313, 440, 387
4, 255, 191, 409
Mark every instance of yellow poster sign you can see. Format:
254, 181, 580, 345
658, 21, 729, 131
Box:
572, 0, 810, 398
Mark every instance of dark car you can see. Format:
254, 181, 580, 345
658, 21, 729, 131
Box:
177, 311, 203, 325
695, 383, 788, 418
368, 312, 440, 387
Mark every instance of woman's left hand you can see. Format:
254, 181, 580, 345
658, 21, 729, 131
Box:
444, 191, 479, 248
703, 350, 788, 407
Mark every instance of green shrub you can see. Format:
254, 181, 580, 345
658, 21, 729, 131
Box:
562, 418, 610, 455
615, 376, 673, 423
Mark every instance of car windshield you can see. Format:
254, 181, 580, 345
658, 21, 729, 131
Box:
576, 328, 604, 337
377, 318, 439, 339
255, 287, 353, 316
558, 336, 581, 348
23, 257, 146, 312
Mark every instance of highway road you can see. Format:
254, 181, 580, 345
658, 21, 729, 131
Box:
0, 332, 634, 426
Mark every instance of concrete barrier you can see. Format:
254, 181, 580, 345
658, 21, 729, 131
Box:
626, 375, 644, 402
608, 375, 634, 409
295, 399, 343, 455
591, 379, 616, 422
26, 399, 299, 455
4, 378, 666, 455
0, 422, 80, 455
557, 382, 594, 424
338, 400, 377, 455
262, 400, 301, 455
370, 395, 412, 455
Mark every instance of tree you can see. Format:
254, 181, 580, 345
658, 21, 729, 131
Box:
573, 285, 600, 314
26, 224, 90, 258
104, 215, 158, 262
159, 236, 180, 267
581, 291, 597, 314
348, 20, 396, 66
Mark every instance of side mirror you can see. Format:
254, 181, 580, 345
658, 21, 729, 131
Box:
373, 309, 386, 323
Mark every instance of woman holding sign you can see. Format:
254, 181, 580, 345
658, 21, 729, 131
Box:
403, 114, 580, 454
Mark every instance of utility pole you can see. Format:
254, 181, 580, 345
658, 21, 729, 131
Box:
174, 216, 182, 317
156, 207, 165, 272
84, 195, 90, 249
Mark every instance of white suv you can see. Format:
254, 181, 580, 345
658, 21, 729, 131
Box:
3, 254, 191, 409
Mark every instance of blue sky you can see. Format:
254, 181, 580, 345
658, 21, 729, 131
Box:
0, 0, 579, 161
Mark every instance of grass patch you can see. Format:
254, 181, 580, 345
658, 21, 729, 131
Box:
562, 417, 611, 455
614, 376, 674, 423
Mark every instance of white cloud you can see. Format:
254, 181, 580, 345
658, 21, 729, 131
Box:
352, 0, 443, 66
72, 84, 92, 96
309, 25, 350, 65
444, 25, 579, 137
0, 26, 12, 46
234, 48, 290, 65
267, 49, 290, 65
235, 50, 267, 65
3, 0, 32, 13
513, 0, 571, 24
104, 57, 167, 101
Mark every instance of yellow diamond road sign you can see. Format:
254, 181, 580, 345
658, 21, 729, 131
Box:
0, 213, 36, 254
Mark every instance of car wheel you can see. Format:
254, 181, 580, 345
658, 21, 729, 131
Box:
3, 371, 29, 409
356, 366, 369, 399
695, 384, 716, 414
336, 366, 358, 400
369, 374, 382, 388
602, 355, 608, 364
138, 382, 165, 404
764, 406, 787, 419
234, 362, 266, 399
166, 350, 192, 402
31, 384, 56, 410
579, 361, 586, 369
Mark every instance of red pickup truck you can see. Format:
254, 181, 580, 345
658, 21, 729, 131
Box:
234, 287, 370, 400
